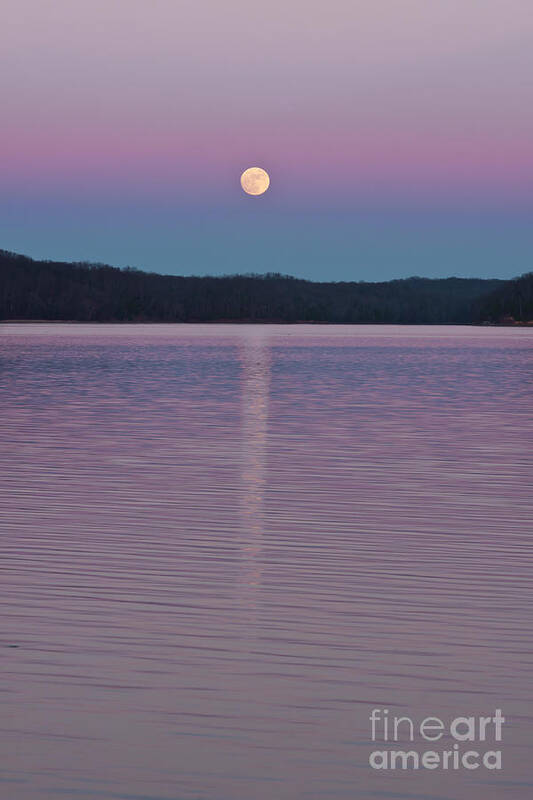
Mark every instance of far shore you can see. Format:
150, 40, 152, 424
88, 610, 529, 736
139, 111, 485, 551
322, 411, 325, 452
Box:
2, 319, 532, 327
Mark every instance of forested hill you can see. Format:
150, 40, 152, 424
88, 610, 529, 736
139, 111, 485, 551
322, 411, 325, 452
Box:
0, 248, 527, 324
476, 272, 533, 323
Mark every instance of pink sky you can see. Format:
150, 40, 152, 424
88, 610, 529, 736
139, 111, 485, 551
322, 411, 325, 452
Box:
1, 0, 532, 276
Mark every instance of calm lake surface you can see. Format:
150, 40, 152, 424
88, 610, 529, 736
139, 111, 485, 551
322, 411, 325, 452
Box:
1, 323, 532, 800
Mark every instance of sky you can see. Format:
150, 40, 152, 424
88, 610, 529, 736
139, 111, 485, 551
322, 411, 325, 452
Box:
1, 0, 532, 281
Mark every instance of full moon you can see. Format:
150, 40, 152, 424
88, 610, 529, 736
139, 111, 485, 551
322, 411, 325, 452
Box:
240, 167, 270, 196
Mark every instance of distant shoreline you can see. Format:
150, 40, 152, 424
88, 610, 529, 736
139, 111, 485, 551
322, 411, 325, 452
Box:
2, 248, 532, 325
2, 319, 532, 327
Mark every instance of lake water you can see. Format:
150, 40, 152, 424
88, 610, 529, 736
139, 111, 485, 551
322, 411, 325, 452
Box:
1, 323, 532, 800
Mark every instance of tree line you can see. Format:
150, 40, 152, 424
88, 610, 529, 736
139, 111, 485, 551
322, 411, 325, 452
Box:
1, 248, 530, 324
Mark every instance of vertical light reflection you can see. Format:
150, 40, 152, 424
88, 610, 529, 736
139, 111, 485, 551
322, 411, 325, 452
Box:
238, 328, 270, 619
